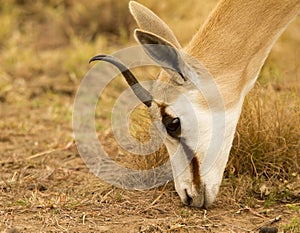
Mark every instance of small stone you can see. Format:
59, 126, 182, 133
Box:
259, 226, 278, 233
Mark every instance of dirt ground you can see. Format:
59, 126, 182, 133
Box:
0, 1, 300, 233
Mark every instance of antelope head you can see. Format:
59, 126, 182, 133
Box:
90, 1, 300, 208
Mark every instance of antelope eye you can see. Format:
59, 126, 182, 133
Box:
162, 116, 181, 138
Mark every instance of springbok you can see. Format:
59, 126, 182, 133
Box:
90, 0, 300, 208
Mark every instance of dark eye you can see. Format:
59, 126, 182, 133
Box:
162, 116, 181, 138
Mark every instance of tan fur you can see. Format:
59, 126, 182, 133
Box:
186, 0, 300, 108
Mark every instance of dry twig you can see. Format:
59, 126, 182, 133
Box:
149, 181, 169, 206
252, 215, 281, 231
27, 140, 74, 160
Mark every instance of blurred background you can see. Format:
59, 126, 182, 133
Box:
0, 0, 298, 101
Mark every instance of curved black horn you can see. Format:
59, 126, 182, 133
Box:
89, 55, 152, 107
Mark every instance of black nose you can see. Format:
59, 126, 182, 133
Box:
184, 189, 193, 205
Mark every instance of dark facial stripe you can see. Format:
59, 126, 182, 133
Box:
159, 105, 201, 189
191, 156, 201, 190
180, 138, 201, 190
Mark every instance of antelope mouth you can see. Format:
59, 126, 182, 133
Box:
184, 189, 193, 205
182, 186, 205, 208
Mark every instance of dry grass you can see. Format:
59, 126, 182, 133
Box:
230, 83, 300, 179
0, 0, 299, 232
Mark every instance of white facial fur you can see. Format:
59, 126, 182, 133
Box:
200, 100, 244, 206
160, 90, 244, 207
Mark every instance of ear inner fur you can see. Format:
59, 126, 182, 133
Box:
135, 29, 185, 81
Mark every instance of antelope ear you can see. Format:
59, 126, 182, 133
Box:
135, 29, 185, 79
129, 1, 181, 49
